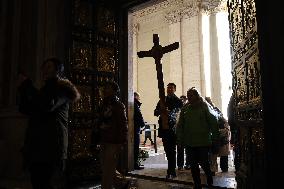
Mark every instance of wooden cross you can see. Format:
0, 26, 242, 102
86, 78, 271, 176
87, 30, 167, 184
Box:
137, 34, 179, 130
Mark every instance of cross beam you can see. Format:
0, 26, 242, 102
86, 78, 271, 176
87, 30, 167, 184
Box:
137, 34, 179, 129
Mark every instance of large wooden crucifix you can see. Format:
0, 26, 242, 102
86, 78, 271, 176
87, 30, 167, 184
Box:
137, 34, 179, 130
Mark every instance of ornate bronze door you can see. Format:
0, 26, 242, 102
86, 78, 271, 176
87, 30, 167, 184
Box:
228, 0, 264, 188
66, 0, 119, 181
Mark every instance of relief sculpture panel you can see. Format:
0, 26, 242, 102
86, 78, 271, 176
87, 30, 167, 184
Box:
68, 0, 119, 180
228, 0, 244, 53
69, 128, 93, 160
235, 63, 247, 107
97, 47, 116, 73
72, 86, 92, 113
246, 48, 261, 103
73, 0, 93, 27
228, 0, 265, 188
97, 7, 116, 34
71, 41, 93, 70
242, 0, 257, 36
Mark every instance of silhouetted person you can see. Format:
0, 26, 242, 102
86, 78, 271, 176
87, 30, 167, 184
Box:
154, 83, 183, 179
17, 58, 80, 189
227, 94, 239, 170
143, 124, 154, 145
98, 81, 128, 189
205, 97, 231, 174
177, 95, 190, 170
134, 92, 145, 169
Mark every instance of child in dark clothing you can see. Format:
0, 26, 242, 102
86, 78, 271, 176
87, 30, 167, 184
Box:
143, 124, 154, 145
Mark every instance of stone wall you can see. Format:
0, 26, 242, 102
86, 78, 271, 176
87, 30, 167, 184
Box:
130, 0, 228, 124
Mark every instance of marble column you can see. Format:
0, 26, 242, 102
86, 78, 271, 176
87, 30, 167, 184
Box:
181, 17, 189, 95
132, 23, 139, 92
209, 13, 222, 109
168, 20, 183, 96
0, 0, 35, 178
182, 15, 203, 94
198, 12, 206, 97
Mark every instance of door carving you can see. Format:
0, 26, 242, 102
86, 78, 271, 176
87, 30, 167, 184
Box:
228, 0, 264, 188
66, 0, 119, 181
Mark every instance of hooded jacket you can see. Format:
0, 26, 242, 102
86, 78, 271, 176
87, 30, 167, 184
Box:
176, 101, 219, 147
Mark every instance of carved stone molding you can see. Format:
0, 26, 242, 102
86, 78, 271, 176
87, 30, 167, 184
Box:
132, 23, 139, 35
164, 0, 201, 24
201, 0, 228, 15
130, 22, 139, 36
182, 1, 202, 19
132, 0, 228, 25
164, 9, 182, 24
132, 0, 202, 24
131, 0, 178, 19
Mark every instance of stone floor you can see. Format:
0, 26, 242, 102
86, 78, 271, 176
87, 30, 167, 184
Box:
129, 144, 237, 189
0, 143, 236, 189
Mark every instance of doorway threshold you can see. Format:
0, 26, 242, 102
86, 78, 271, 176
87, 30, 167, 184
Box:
127, 168, 236, 189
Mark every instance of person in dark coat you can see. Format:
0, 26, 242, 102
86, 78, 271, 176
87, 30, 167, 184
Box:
98, 81, 128, 189
143, 124, 154, 145
17, 57, 80, 189
177, 95, 190, 170
133, 92, 145, 169
154, 83, 183, 179
227, 94, 239, 170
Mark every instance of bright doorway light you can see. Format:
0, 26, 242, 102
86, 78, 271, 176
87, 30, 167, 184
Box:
216, 12, 232, 119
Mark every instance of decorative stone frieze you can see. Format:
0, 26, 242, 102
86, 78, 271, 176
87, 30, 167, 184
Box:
132, 0, 227, 25
200, 0, 228, 15
132, 0, 201, 24
164, 0, 201, 24
131, 0, 180, 18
